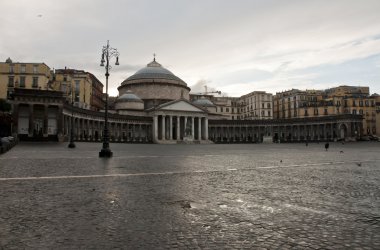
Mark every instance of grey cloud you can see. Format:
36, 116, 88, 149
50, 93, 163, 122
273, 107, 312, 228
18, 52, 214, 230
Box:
1, 0, 380, 96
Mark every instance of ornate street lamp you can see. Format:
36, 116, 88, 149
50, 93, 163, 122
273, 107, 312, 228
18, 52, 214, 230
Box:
68, 82, 76, 148
99, 40, 119, 158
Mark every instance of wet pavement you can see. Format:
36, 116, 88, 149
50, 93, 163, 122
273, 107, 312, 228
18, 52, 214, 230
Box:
0, 142, 379, 249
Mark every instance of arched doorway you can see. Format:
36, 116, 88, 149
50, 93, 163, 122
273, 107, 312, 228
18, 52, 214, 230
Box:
339, 123, 348, 139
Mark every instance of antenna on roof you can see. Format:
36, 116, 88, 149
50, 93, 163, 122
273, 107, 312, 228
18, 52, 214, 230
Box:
153, 53, 156, 61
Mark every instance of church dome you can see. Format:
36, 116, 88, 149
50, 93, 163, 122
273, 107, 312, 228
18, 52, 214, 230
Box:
117, 91, 143, 103
193, 97, 215, 107
115, 91, 144, 111
117, 57, 191, 109
120, 59, 188, 87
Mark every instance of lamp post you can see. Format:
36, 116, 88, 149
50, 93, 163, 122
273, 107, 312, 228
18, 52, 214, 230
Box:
99, 40, 119, 158
68, 83, 76, 148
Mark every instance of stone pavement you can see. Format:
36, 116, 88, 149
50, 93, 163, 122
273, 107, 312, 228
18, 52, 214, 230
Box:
0, 142, 379, 249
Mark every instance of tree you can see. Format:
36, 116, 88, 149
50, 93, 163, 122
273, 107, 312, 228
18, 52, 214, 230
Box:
0, 99, 11, 112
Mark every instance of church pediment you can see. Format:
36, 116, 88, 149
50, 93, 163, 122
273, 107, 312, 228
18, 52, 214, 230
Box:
154, 99, 206, 113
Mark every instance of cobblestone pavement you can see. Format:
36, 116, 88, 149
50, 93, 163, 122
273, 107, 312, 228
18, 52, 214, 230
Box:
0, 142, 379, 249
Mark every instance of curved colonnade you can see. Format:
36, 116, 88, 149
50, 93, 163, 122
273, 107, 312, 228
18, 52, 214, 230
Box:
209, 115, 363, 143
62, 105, 152, 143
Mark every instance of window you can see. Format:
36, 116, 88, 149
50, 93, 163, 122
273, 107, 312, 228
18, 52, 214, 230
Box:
20, 76, 26, 87
304, 110, 308, 116
33, 65, 38, 73
359, 109, 363, 115
268, 111, 271, 116
8, 76, 14, 87
267, 103, 271, 108
262, 103, 264, 108
359, 101, 363, 107
32, 77, 38, 88
365, 100, 369, 107
9, 65, 14, 73
220, 107, 223, 112
21, 65, 26, 73
352, 109, 357, 115
226, 108, 229, 112
324, 109, 328, 115
75, 80, 80, 102
353, 100, 356, 107
314, 109, 319, 115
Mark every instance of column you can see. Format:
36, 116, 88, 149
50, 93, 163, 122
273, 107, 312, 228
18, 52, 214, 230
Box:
161, 115, 166, 140
184, 116, 188, 137
169, 115, 173, 140
153, 115, 158, 141
205, 118, 208, 140
138, 124, 142, 141
177, 116, 180, 140
43, 105, 48, 137
198, 117, 201, 140
28, 104, 34, 136
297, 125, 301, 141
86, 119, 90, 141
246, 126, 248, 142
201, 118, 204, 140
191, 116, 194, 139
57, 106, 63, 138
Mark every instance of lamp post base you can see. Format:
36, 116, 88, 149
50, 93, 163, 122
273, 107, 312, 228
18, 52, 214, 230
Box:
99, 148, 113, 158
68, 142, 76, 148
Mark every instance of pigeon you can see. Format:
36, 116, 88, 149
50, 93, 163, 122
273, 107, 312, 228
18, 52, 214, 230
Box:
340, 151, 344, 153
356, 162, 362, 167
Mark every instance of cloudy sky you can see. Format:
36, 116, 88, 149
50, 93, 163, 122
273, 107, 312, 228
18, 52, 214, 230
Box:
1, 0, 380, 97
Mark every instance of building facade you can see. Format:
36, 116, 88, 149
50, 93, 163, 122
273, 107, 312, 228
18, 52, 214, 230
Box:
239, 91, 273, 120
274, 86, 379, 136
190, 95, 241, 120
51, 68, 97, 110
0, 58, 51, 100
4, 57, 378, 143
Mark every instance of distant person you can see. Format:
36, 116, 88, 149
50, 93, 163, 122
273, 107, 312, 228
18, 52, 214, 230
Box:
325, 142, 329, 151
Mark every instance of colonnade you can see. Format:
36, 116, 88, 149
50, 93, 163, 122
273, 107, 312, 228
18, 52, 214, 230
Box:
153, 114, 208, 142
13, 103, 62, 139
209, 120, 362, 143
62, 114, 152, 142
14, 101, 364, 144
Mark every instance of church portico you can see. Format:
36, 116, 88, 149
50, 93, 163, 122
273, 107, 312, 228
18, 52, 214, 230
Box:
150, 99, 210, 144
153, 112, 209, 144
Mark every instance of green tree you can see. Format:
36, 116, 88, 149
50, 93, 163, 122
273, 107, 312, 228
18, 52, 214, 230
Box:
0, 99, 11, 112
